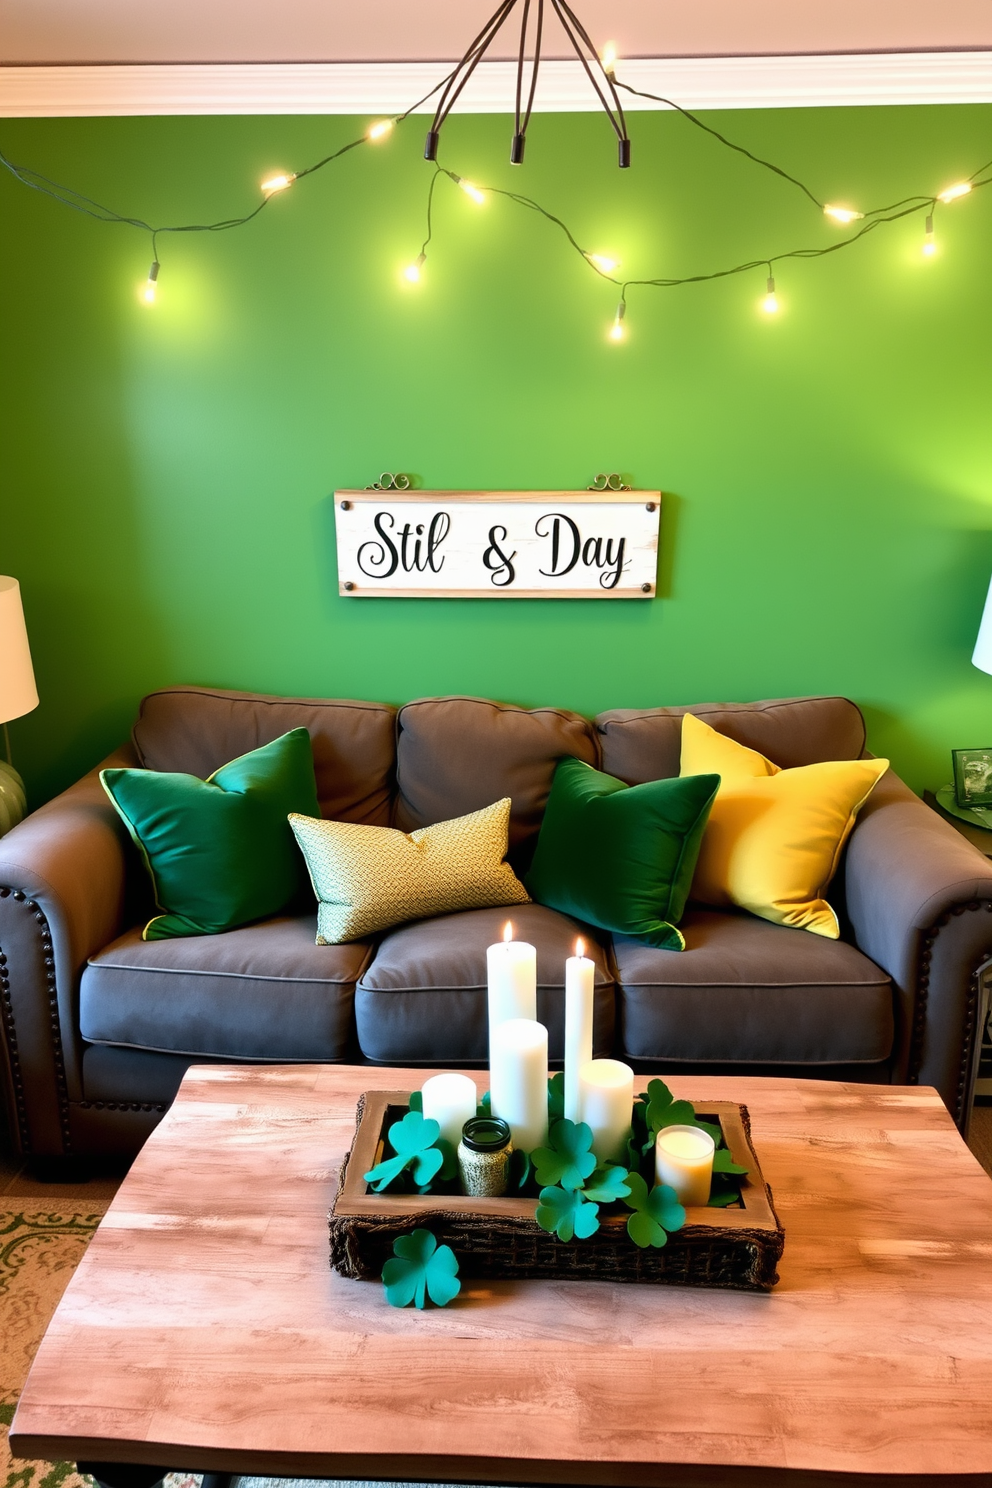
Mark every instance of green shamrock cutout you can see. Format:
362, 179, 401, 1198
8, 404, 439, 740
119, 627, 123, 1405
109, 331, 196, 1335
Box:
536, 1185, 601, 1242
532, 1119, 597, 1191
547, 1071, 565, 1124
643, 1079, 697, 1142
382, 1228, 461, 1308
363, 1110, 444, 1192
622, 1171, 686, 1249
582, 1163, 632, 1203
509, 1147, 533, 1191
713, 1148, 749, 1177
407, 1091, 423, 1113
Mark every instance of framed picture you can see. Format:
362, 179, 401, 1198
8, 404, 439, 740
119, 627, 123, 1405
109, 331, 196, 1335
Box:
952, 748, 992, 807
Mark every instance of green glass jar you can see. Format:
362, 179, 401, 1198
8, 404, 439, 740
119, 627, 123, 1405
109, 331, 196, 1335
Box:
457, 1116, 513, 1197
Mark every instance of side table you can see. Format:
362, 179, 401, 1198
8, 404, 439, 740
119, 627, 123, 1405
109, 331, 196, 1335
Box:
925, 789, 992, 1099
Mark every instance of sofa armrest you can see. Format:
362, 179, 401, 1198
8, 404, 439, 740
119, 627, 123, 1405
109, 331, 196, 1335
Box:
844, 768, 992, 1126
0, 744, 138, 1157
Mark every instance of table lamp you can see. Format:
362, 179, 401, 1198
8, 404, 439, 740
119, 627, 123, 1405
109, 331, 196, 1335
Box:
0, 576, 39, 836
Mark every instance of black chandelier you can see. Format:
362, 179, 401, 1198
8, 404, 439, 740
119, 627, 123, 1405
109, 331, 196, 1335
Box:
424, 0, 631, 168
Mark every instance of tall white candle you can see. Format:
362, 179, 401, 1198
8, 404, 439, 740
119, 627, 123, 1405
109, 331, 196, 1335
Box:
421, 1073, 477, 1150
564, 937, 595, 1124
487, 921, 537, 1050
578, 1058, 634, 1163
655, 1124, 714, 1207
490, 1017, 549, 1154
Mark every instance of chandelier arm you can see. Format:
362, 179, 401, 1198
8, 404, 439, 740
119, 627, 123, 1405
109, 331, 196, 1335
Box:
429, 0, 519, 136
514, 0, 532, 136
547, 0, 624, 143
552, 0, 629, 143
520, 0, 545, 137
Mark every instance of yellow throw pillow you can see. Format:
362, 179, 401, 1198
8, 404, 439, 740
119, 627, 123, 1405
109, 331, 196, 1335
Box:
289, 796, 530, 944
679, 712, 888, 939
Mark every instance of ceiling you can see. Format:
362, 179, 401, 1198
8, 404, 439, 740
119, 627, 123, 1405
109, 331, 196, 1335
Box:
2, 0, 992, 66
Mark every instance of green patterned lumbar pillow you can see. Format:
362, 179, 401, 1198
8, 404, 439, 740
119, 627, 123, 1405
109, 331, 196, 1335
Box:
289, 797, 530, 944
102, 728, 320, 940
525, 757, 720, 951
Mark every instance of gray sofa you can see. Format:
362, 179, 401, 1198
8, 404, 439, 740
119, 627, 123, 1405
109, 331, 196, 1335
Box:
2, 685, 991, 1164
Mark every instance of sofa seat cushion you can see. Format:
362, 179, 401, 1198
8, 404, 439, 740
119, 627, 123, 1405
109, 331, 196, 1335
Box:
355, 904, 615, 1064
81, 916, 370, 1060
615, 909, 893, 1065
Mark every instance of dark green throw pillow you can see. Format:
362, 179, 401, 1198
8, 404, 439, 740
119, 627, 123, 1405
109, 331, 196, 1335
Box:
525, 757, 720, 951
101, 728, 320, 941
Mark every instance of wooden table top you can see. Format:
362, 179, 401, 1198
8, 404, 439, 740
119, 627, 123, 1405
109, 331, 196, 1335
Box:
11, 1066, 992, 1487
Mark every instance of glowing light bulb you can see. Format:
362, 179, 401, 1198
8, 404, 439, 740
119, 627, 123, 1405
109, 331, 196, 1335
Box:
140, 260, 160, 305
403, 252, 426, 284
608, 301, 627, 342
368, 120, 394, 142
453, 174, 486, 205
587, 252, 621, 273
938, 181, 972, 203
762, 274, 779, 314
823, 204, 864, 224
261, 172, 295, 195
601, 41, 617, 75
922, 213, 936, 257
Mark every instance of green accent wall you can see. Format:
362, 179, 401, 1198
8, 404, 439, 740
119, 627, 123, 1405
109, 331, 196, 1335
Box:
1, 105, 990, 804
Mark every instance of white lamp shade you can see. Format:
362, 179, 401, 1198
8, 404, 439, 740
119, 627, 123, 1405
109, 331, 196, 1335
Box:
0, 577, 39, 724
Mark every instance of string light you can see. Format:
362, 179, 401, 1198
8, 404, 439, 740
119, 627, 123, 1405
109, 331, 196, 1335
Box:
601, 42, 617, 77
762, 273, 779, 314
923, 213, 936, 257
608, 301, 626, 341
404, 252, 427, 283
452, 174, 486, 205
141, 260, 159, 305
1, 60, 989, 331
260, 172, 295, 196
938, 181, 972, 203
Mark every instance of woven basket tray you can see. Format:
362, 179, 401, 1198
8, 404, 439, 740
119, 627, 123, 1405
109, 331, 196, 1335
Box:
329, 1091, 784, 1292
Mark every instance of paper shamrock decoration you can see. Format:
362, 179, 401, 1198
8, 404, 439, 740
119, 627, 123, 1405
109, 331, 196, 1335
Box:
382, 1228, 462, 1308
536, 1184, 601, 1242
582, 1163, 632, 1203
622, 1171, 686, 1248
532, 1119, 597, 1191
364, 1110, 446, 1192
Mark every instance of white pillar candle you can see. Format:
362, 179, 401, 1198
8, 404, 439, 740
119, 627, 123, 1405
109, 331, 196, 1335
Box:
487, 921, 537, 1049
564, 937, 595, 1124
655, 1124, 715, 1207
578, 1058, 634, 1163
489, 1017, 548, 1154
421, 1073, 478, 1150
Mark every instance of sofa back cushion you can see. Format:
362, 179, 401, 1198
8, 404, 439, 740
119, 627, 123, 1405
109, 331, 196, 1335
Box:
132, 686, 397, 825
394, 696, 599, 861
596, 696, 867, 785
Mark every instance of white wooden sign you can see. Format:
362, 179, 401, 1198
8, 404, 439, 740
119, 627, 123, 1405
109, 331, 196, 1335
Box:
334, 490, 661, 599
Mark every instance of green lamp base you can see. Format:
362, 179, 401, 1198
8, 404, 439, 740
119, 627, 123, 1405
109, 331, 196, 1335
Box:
0, 759, 27, 837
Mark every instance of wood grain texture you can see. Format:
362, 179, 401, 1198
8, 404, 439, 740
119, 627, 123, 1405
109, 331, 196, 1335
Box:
10, 1067, 992, 1485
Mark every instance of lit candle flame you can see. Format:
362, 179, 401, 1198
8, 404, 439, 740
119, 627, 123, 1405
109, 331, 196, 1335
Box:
575, 937, 585, 958
503, 921, 513, 943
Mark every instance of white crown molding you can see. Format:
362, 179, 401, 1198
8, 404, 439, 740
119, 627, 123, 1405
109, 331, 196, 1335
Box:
1, 52, 991, 118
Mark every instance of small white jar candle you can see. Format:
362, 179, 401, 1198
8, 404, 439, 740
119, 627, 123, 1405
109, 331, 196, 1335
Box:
564, 938, 595, 1124
487, 921, 537, 1049
655, 1124, 715, 1207
421, 1073, 478, 1150
578, 1058, 634, 1163
490, 1017, 549, 1154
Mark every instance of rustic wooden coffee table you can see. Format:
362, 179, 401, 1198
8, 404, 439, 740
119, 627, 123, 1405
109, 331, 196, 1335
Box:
11, 1066, 992, 1487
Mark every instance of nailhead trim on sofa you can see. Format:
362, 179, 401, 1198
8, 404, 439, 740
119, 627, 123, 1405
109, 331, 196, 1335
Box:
0, 885, 74, 1155
907, 899, 992, 1126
